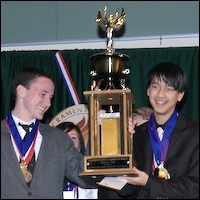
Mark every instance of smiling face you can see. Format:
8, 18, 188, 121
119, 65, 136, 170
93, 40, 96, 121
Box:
14, 77, 54, 121
147, 76, 184, 124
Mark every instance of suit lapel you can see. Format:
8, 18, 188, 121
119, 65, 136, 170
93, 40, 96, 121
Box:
166, 114, 185, 160
30, 124, 52, 183
143, 129, 154, 174
136, 124, 153, 174
2, 121, 28, 186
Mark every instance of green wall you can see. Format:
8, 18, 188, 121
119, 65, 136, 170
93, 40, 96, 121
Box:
1, 1, 199, 46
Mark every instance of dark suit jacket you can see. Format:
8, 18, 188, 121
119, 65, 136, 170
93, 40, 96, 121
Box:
99, 113, 199, 199
1, 120, 86, 199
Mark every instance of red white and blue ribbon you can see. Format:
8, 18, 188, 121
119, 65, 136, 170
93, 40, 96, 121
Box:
63, 182, 79, 199
54, 51, 81, 105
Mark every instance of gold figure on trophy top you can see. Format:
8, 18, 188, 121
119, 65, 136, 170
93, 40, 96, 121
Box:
96, 6, 126, 31
96, 6, 126, 53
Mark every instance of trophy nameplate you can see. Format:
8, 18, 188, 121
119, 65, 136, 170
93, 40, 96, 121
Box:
83, 154, 132, 173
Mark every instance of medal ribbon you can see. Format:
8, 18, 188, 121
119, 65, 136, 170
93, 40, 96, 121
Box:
148, 110, 178, 167
63, 182, 79, 199
74, 185, 79, 199
5, 112, 39, 165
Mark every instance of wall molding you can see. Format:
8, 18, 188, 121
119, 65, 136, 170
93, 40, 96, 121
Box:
1, 34, 199, 51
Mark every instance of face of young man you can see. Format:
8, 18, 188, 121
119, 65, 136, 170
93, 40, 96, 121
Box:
18, 77, 54, 121
147, 76, 184, 124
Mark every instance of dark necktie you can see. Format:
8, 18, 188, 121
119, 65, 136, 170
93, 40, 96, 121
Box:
18, 122, 34, 141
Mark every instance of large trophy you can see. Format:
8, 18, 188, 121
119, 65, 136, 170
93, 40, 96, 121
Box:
80, 7, 137, 188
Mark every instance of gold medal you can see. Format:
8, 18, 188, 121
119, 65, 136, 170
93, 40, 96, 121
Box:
20, 162, 27, 174
158, 167, 169, 179
154, 163, 170, 179
24, 171, 32, 183
20, 162, 32, 183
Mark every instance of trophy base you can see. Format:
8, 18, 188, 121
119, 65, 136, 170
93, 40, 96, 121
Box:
79, 154, 137, 187
80, 169, 138, 188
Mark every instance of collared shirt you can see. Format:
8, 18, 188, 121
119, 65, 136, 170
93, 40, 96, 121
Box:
11, 114, 42, 161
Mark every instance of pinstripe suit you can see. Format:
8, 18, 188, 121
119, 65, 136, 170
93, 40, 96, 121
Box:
1, 120, 86, 199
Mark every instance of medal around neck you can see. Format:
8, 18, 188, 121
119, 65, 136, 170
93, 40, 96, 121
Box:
154, 163, 170, 179
20, 162, 32, 183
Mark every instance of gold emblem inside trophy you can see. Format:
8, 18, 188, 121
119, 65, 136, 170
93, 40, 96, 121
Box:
80, 6, 137, 186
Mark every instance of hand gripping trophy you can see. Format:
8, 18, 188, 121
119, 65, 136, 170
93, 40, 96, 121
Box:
90, 6, 130, 90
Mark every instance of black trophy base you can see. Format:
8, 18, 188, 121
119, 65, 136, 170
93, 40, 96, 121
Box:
79, 169, 138, 188
79, 155, 138, 187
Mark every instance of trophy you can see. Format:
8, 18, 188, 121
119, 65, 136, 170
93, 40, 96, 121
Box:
80, 7, 137, 187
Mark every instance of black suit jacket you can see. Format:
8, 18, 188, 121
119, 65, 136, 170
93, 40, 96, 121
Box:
99, 113, 199, 199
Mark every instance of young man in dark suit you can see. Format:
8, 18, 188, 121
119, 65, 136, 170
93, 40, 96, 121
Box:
1, 68, 87, 199
99, 62, 199, 199
117, 63, 199, 199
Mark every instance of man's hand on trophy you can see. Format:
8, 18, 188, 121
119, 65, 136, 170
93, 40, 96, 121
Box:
97, 109, 106, 125
128, 117, 136, 135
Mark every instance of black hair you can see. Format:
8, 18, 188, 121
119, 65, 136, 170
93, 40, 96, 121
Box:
56, 121, 85, 154
11, 68, 53, 101
147, 62, 187, 93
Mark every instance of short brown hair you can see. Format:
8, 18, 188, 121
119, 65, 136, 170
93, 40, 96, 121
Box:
132, 107, 153, 120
